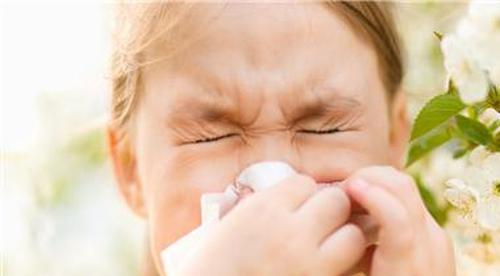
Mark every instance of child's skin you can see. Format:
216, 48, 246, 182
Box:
108, 3, 454, 275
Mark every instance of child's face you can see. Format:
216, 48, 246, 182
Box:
109, 2, 408, 272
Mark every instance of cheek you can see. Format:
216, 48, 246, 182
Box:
141, 140, 242, 266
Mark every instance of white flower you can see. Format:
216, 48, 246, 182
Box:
456, 1, 500, 85
444, 178, 477, 212
462, 151, 500, 230
467, 1, 500, 34
469, 146, 492, 167
476, 197, 500, 232
445, 146, 500, 230
441, 34, 489, 104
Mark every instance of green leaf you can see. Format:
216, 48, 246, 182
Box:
414, 175, 449, 226
410, 93, 466, 141
406, 125, 452, 167
455, 115, 493, 146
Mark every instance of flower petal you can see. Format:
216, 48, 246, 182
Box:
476, 198, 500, 231
483, 152, 500, 180
463, 167, 491, 195
469, 146, 490, 167
441, 34, 489, 104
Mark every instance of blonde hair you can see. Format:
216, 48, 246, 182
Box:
110, 1, 403, 139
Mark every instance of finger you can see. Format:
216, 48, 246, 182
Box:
346, 178, 414, 256
296, 186, 351, 240
262, 174, 317, 210
351, 166, 426, 220
338, 180, 365, 214
341, 245, 376, 276
348, 214, 379, 246
318, 224, 366, 275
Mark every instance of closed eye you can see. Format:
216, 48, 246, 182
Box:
298, 128, 340, 134
190, 133, 237, 144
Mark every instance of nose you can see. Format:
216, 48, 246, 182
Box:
237, 131, 305, 174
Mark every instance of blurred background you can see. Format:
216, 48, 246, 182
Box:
0, 1, 495, 275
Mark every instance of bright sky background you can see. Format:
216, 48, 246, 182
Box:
1, 2, 111, 153
1, 4, 143, 275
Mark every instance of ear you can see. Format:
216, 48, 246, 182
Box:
106, 125, 147, 218
388, 89, 410, 169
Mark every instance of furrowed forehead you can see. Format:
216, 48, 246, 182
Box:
138, 2, 374, 128
162, 67, 364, 128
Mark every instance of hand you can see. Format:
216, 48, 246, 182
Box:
345, 166, 455, 276
177, 174, 366, 276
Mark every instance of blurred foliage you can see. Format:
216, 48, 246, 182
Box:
33, 128, 107, 208
414, 174, 450, 226
65, 128, 107, 167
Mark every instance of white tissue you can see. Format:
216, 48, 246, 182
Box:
161, 161, 296, 275
200, 186, 239, 224
236, 161, 297, 192
160, 223, 211, 275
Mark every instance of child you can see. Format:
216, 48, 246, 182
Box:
107, 2, 455, 275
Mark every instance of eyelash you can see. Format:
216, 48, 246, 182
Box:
189, 128, 341, 144
190, 133, 237, 144
299, 128, 340, 135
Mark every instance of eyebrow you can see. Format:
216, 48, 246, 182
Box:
166, 84, 362, 128
281, 88, 363, 125
166, 91, 243, 128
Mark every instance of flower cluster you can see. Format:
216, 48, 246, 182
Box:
407, 0, 500, 267
441, 2, 500, 101
439, 1, 500, 231
444, 145, 500, 231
